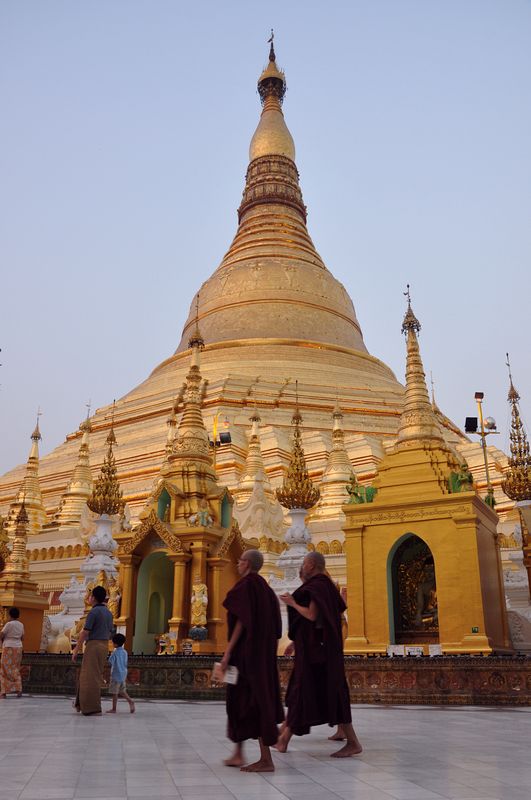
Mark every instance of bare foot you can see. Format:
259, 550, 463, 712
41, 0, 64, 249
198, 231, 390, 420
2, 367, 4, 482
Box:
331, 741, 363, 758
105, 709, 116, 714
223, 756, 245, 767
272, 738, 288, 753
129, 702, 135, 714
328, 733, 345, 741
240, 759, 275, 772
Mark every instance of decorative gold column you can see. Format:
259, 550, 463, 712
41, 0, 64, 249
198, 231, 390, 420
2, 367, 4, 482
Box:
168, 552, 191, 640
343, 521, 369, 653
189, 541, 209, 585
115, 554, 140, 646
207, 556, 229, 651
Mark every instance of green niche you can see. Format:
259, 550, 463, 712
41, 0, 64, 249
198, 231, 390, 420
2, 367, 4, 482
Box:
346, 474, 377, 504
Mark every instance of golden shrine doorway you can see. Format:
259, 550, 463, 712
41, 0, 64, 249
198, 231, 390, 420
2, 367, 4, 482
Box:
132, 551, 174, 654
389, 534, 439, 645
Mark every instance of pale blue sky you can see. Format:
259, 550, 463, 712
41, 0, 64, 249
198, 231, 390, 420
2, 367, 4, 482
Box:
1, 0, 530, 474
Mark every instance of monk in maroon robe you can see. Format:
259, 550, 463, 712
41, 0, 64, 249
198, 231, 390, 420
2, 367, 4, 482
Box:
220, 549, 284, 771
278, 551, 362, 757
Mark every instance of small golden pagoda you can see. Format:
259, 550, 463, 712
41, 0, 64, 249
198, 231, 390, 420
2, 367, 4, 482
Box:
0, 502, 49, 650
232, 406, 284, 574
307, 401, 354, 581
502, 356, 531, 595
343, 291, 512, 655
53, 419, 93, 527
5, 420, 47, 537
113, 325, 244, 653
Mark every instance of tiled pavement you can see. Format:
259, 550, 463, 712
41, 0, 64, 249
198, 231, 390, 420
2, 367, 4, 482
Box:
0, 697, 530, 800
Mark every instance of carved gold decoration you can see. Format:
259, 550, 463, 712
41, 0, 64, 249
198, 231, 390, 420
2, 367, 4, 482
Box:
216, 520, 246, 558
107, 576, 122, 619
395, 539, 438, 639
119, 510, 184, 555
190, 580, 208, 627
87, 423, 123, 516
3, 502, 30, 579
276, 400, 319, 510
502, 360, 531, 502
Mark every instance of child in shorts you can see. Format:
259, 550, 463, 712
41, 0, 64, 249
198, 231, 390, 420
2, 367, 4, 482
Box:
106, 633, 135, 713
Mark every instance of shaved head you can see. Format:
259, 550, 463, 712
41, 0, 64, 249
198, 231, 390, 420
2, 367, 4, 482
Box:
241, 549, 264, 573
302, 551, 326, 577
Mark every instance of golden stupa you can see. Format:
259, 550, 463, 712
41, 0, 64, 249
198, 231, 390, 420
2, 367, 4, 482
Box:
0, 41, 514, 599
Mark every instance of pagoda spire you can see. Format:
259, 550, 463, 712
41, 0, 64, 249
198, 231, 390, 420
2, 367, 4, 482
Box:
171, 310, 211, 463
246, 34, 298, 173
276, 385, 320, 510
54, 417, 93, 526
501, 354, 531, 599
176, 44, 367, 356
87, 410, 123, 516
396, 286, 444, 447
502, 355, 531, 502
235, 405, 274, 501
7, 416, 47, 536
2, 501, 31, 580
313, 399, 354, 511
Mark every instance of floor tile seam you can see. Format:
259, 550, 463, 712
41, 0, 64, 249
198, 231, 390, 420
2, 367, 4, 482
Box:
13, 742, 50, 789
353, 773, 450, 797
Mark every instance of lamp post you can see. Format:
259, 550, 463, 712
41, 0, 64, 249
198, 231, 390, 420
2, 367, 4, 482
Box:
465, 392, 499, 508
210, 412, 231, 471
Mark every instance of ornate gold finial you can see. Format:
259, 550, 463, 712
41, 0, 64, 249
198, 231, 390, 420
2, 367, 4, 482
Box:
32, 409, 42, 442
268, 29, 275, 62
250, 404, 261, 439
87, 402, 123, 515
502, 354, 531, 501
401, 284, 421, 335
397, 291, 444, 446
188, 293, 205, 351
276, 382, 320, 509
80, 400, 92, 433
258, 31, 286, 105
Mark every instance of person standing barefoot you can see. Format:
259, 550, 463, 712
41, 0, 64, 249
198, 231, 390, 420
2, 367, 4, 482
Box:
277, 552, 362, 758
0, 607, 24, 698
220, 549, 284, 772
105, 633, 135, 714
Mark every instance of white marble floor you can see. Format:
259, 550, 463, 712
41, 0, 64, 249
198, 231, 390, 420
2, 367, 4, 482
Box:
0, 697, 530, 800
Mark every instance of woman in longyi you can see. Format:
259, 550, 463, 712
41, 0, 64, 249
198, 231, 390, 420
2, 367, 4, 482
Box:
0, 607, 24, 698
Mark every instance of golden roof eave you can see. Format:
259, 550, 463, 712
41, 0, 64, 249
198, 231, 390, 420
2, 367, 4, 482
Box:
156, 337, 399, 380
